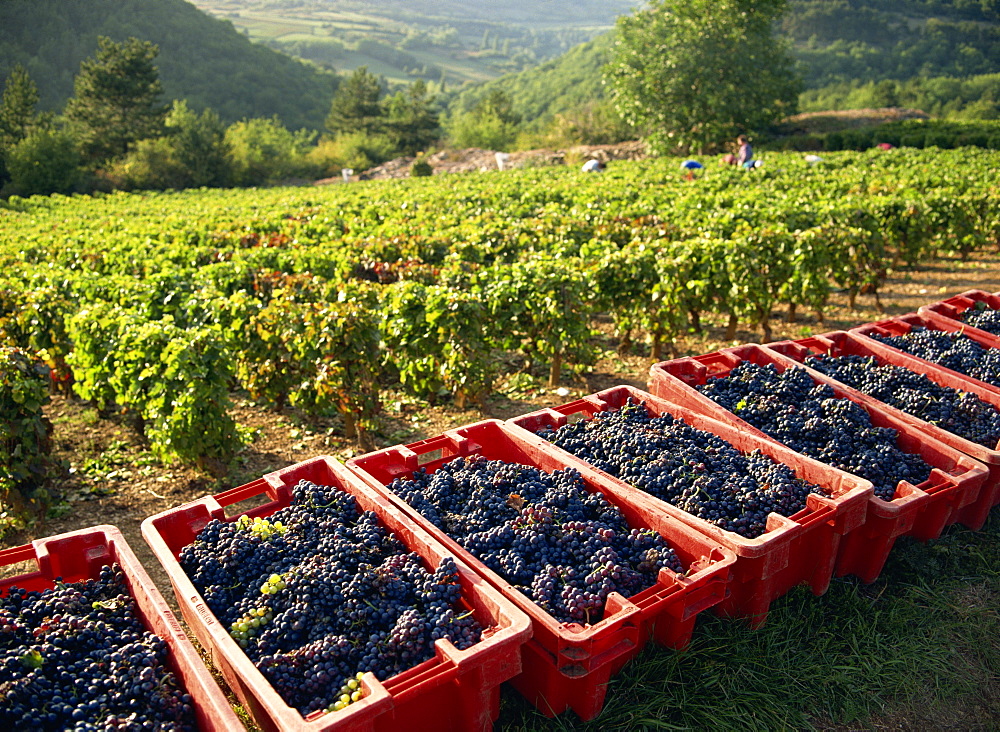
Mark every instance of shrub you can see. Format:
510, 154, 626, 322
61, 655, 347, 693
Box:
5, 128, 81, 196
224, 116, 316, 186
0, 347, 54, 535
68, 305, 242, 468
410, 157, 433, 177
102, 137, 188, 191
322, 131, 397, 173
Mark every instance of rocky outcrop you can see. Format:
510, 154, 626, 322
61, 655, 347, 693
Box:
316, 141, 649, 184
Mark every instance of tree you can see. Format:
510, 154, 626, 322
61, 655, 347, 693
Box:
64, 36, 167, 165
6, 129, 81, 196
325, 66, 384, 137
447, 89, 522, 150
224, 116, 315, 186
0, 65, 43, 185
165, 100, 230, 187
607, 0, 801, 155
384, 80, 440, 155
0, 65, 40, 151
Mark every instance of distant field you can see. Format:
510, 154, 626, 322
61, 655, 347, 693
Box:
190, 0, 617, 85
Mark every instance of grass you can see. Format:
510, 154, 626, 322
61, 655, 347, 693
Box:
494, 513, 1000, 731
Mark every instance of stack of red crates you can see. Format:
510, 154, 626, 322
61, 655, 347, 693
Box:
141, 456, 532, 732
851, 305, 1000, 520
100, 290, 998, 726
647, 343, 988, 585
0, 525, 243, 731
767, 329, 1000, 531
345, 419, 736, 721
504, 385, 872, 622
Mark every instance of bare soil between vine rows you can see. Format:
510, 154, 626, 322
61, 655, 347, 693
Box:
3, 251, 999, 729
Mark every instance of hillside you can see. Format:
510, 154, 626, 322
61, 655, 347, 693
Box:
443, 0, 1000, 131
4, 0, 1000, 143
0, 0, 338, 130
189, 0, 634, 86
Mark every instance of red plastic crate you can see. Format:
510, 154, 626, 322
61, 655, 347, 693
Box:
0, 525, 242, 732
851, 312, 1000, 398
345, 420, 735, 721
505, 385, 871, 620
141, 456, 532, 732
648, 344, 989, 585
767, 330, 1000, 532
917, 289, 1000, 345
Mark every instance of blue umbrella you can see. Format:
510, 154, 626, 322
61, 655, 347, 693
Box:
680, 160, 704, 170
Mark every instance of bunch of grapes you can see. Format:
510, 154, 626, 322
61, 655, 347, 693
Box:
535, 400, 830, 539
0, 564, 197, 731
178, 480, 483, 718
385, 455, 685, 625
959, 302, 1000, 336
695, 362, 933, 500
868, 326, 1000, 387
805, 353, 1000, 448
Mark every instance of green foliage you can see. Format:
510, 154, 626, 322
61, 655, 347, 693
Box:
102, 137, 187, 191
786, 0, 1000, 89
231, 290, 382, 448
318, 76, 437, 169
326, 67, 385, 138
4, 128, 81, 196
820, 218, 890, 309
224, 116, 316, 186
0, 276, 75, 387
322, 131, 397, 173
0, 347, 53, 514
410, 157, 433, 177
380, 282, 496, 407
101, 100, 232, 190
608, 0, 801, 154
64, 36, 167, 166
517, 101, 636, 149
1, 148, 999, 461
652, 236, 732, 356
0, 0, 339, 131
447, 33, 630, 145
0, 64, 41, 181
67, 303, 241, 466
780, 118, 1000, 152
447, 89, 522, 151
209, 0, 628, 88
383, 80, 441, 156
923, 192, 983, 260
723, 222, 797, 341
478, 256, 598, 386
164, 100, 230, 188
589, 240, 661, 354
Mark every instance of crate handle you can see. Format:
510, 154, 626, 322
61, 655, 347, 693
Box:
0, 544, 37, 566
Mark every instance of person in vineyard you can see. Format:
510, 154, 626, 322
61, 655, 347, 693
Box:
736, 134, 754, 168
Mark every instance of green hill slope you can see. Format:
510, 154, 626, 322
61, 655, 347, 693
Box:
191, 0, 634, 86
444, 0, 1000, 129
447, 33, 615, 125
0, 0, 338, 130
